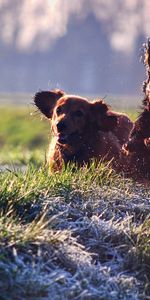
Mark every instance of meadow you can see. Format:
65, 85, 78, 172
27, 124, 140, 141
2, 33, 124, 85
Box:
0, 98, 150, 300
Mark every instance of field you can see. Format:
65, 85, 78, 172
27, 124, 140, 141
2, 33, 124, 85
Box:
0, 98, 150, 300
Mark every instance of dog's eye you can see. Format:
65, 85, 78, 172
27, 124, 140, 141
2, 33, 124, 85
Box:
74, 110, 84, 117
56, 106, 62, 115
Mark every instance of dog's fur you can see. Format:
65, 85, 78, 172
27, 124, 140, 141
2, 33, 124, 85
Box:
34, 89, 133, 171
123, 98, 150, 179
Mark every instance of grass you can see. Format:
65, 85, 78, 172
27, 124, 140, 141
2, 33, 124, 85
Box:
0, 105, 49, 165
0, 103, 150, 299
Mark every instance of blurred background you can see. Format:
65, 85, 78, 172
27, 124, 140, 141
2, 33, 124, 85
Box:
1, 0, 150, 166
0, 0, 150, 105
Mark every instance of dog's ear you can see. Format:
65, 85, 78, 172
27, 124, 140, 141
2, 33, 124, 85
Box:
34, 89, 64, 118
91, 100, 118, 131
99, 114, 118, 131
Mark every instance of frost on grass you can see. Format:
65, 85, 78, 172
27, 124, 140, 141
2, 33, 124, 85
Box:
0, 164, 150, 299
0, 234, 139, 300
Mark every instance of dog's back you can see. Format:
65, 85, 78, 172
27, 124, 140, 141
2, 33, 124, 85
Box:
111, 112, 133, 145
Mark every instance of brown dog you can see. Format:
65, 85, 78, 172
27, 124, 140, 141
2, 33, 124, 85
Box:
122, 39, 150, 181
34, 89, 133, 171
123, 98, 150, 180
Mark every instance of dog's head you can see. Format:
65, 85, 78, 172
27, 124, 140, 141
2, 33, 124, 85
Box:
34, 90, 118, 147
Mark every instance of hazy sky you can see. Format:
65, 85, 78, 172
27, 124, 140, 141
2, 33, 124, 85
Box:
0, 0, 150, 53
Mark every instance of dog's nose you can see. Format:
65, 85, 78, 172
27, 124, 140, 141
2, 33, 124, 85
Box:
57, 120, 67, 132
